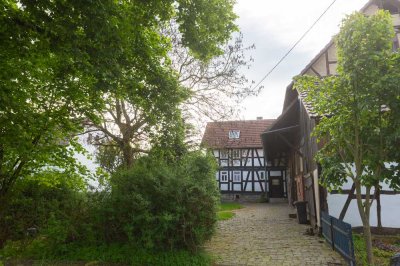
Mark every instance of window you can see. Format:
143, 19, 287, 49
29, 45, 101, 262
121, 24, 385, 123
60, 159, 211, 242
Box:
394, 32, 400, 51
233, 171, 241, 182
259, 171, 265, 180
232, 149, 240, 159
228, 130, 240, 139
220, 150, 228, 159
221, 171, 228, 182
272, 179, 280, 186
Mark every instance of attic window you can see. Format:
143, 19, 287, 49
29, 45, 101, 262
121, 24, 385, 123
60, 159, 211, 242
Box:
229, 130, 240, 139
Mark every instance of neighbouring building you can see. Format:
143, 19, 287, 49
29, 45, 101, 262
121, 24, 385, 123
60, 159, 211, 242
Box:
261, 0, 400, 229
202, 118, 290, 201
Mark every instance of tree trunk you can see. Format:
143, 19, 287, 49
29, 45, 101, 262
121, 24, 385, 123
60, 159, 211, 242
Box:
355, 181, 374, 265
376, 185, 382, 228
122, 143, 134, 168
363, 220, 374, 265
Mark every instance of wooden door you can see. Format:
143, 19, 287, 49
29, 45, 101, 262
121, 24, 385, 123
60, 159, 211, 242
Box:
269, 175, 284, 198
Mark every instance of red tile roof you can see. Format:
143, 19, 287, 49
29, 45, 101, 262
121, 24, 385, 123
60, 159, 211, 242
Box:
201, 119, 276, 149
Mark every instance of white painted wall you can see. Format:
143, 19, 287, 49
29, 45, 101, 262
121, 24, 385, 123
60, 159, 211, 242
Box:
327, 178, 400, 228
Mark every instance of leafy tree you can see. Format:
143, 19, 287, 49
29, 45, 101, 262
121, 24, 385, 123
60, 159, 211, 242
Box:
85, 86, 187, 169
87, 28, 255, 169
295, 11, 400, 264
0, 0, 238, 202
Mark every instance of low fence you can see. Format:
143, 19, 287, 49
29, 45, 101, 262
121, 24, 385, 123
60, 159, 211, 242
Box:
321, 211, 355, 265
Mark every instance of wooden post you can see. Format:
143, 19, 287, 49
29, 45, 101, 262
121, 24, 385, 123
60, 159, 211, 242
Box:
339, 183, 356, 220
330, 217, 335, 250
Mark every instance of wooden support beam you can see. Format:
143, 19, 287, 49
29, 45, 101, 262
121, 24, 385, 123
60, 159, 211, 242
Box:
339, 183, 355, 221
325, 52, 330, 76
310, 66, 322, 78
331, 189, 400, 195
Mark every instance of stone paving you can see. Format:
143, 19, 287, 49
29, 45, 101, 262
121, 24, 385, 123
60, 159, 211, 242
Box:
204, 203, 345, 266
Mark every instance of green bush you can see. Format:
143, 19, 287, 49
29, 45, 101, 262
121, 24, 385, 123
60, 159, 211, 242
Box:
103, 151, 219, 250
0, 173, 89, 246
0, 151, 219, 262
1, 242, 212, 265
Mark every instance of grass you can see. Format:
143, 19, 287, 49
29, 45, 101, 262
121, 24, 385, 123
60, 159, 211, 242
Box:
353, 233, 399, 266
216, 202, 243, 221
0, 242, 212, 266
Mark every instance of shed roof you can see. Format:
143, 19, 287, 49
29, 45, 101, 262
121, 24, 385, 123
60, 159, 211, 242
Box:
201, 119, 275, 149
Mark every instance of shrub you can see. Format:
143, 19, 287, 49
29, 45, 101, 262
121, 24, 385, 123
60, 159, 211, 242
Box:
0, 173, 88, 246
0, 151, 219, 262
103, 151, 219, 250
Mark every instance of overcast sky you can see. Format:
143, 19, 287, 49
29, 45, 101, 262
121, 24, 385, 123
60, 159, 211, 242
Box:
235, 0, 367, 120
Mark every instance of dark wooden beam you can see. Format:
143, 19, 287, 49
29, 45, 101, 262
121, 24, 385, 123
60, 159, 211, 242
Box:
310, 66, 322, 78
339, 183, 355, 221
325, 52, 330, 76
331, 189, 400, 195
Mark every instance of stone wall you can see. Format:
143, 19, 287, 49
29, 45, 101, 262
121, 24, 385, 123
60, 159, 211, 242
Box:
221, 193, 267, 203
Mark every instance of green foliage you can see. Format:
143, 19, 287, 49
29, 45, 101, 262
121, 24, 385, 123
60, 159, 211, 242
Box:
176, 0, 238, 61
218, 202, 243, 212
0, 152, 219, 263
216, 202, 242, 221
1, 242, 212, 266
217, 212, 235, 221
295, 10, 400, 190
0, 0, 238, 204
0, 173, 90, 246
104, 151, 219, 250
354, 234, 369, 265
353, 234, 396, 266
295, 10, 400, 264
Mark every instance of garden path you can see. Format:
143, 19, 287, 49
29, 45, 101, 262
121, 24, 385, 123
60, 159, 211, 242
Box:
204, 203, 345, 266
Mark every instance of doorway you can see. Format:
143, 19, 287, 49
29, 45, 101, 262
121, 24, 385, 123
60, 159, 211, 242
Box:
268, 170, 285, 198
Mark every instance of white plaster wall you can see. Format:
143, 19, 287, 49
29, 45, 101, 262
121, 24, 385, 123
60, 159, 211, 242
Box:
327, 45, 337, 61
327, 178, 400, 228
246, 158, 252, 166
233, 184, 241, 191
245, 184, 252, 192
213, 149, 219, 157
312, 55, 327, 76
220, 184, 228, 191
305, 69, 316, 76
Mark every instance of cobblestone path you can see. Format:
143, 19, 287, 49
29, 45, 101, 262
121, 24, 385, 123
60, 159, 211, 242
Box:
205, 203, 345, 266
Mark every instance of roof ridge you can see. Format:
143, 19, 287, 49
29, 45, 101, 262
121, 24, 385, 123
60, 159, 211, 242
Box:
206, 119, 276, 123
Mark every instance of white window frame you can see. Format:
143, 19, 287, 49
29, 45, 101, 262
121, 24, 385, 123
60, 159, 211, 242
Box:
232, 149, 241, 159
220, 149, 228, 159
233, 171, 241, 182
228, 130, 240, 139
220, 171, 228, 182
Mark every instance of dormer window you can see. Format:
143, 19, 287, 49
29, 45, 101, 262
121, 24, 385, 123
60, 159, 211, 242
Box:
229, 130, 240, 139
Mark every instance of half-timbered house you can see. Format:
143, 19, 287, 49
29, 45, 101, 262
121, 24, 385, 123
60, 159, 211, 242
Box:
261, 0, 400, 229
202, 119, 289, 201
